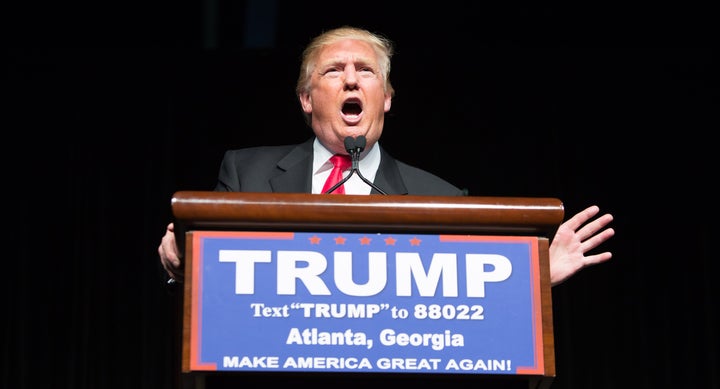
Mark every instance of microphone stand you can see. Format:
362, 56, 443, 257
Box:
323, 136, 388, 195
347, 136, 388, 195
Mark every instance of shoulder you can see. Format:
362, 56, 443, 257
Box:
378, 148, 465, 196
220, 138, 313, 166
396, 160, 465, 196
214, 140, 314, 192
221, 144, 298, 162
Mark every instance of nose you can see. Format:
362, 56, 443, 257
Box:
343, 67, 359, 89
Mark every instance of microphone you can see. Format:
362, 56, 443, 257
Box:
344, 136, 363, 171
322, 138, 358, 194
344, 135, 388, 195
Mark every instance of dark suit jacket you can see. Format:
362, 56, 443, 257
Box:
214, 137, 464, 196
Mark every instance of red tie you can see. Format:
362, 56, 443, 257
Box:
322, 154, 352, 194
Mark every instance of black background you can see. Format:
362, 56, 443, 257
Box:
5, 2, 717, 388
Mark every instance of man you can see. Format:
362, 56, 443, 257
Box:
158, 26, 614, 287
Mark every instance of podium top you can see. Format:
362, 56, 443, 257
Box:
171, 191, 564, 236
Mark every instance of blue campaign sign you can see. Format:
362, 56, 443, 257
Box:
186, 231, 545, 375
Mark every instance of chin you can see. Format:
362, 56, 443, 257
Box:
337, 128, 363, 137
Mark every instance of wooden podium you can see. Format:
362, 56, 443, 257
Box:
170, 191, 564, 389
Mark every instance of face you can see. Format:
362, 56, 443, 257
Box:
298, 39, 392, 155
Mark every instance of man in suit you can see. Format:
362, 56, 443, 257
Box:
158, 26, 614, 287
212, 137, 463, 196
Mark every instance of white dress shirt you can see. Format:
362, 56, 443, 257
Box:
311, 138, 381, 195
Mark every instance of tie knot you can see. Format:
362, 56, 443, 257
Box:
321, 154, 353, 194
330, 154, 352, 170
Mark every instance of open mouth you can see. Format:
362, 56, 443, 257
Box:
341, 98, 363, 125
342, 99, 362, 116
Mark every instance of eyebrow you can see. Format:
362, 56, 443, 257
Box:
321, 55, 375, 67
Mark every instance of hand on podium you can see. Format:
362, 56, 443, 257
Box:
159, 222, 183, 284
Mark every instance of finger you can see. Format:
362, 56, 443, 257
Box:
583, 251, 613, 267
161, 252, 183, 277
577, 213, 614, 241
163, 250, 181, 269
564, 205, 600, 230
581, 227, 615, 253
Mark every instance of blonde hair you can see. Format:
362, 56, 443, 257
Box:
296, 27, 396, 123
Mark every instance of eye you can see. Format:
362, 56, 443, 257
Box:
358, 67, 377, 78
322, 66, 343, 76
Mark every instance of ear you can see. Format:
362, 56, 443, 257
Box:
299, 93, 312, 114
384, 93, 392, 112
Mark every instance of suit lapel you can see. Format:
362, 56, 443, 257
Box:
269, 138, 314, 193
374, 148, 409, 195
266, 138, 409, 195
